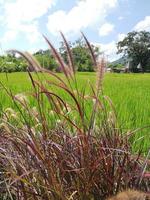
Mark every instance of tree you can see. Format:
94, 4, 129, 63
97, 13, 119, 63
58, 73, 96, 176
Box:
0, 53, 28, 73
34, 49, 58, 71
111, 63, 123, 69
117, 31, 150, 72
59, 37, 100, 72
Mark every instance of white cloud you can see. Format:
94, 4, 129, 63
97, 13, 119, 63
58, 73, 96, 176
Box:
0, 0, 4, 4
100, 41, 117, 61
1, 22, 41, 44
134, 16, 150, 31
1, 22, 41, 45
47, 0, 118, 35
118, 33, 126, 41
4, 0, 54, 29
2, 30, 18, 43
94, 41, 119, 61
94, 33, 126, 61
118, 16, 124, 20
1, 0, 55, 44
19, 23, 41, 44
99, 23, 114, 36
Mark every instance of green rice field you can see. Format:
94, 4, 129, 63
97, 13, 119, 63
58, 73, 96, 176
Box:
0, 72, 150, 152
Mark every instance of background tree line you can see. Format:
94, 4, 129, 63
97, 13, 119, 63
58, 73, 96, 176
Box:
0, 37, 100, 73
1, 31, 150, 73
0, 53, 27, 73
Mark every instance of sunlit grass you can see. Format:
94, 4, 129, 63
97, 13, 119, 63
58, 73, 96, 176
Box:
0, 72, 150, 152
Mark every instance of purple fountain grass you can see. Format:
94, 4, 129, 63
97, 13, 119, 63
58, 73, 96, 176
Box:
0, 33, 149, 200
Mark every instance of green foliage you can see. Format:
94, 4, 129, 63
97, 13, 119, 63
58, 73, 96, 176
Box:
0, 37, 100, 73
0, 54, 27, 73
0, 72, 150, 152
0, 34, 149, 199
117, 31, 150, 72
59, 37, 100, 71
34, 49, 58, 71
108, 63, 123, 69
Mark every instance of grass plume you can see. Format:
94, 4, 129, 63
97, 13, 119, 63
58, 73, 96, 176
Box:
0, 33, 149, 200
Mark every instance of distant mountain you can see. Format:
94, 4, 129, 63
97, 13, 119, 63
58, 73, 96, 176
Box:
111, 56, 128, 66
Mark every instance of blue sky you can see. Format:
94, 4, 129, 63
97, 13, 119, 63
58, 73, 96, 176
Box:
0, 0, 150, 61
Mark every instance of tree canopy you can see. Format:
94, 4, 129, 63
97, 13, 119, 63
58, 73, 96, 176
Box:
59, 37, 100, 72
33, 49, 58, 71
0, 37, 100, 73
117, 31, 150, 72
0, 53, 27, 73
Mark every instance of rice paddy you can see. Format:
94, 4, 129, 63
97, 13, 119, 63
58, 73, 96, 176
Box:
0, 72, 150, 152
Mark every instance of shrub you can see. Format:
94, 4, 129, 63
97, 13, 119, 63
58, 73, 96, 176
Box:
0, 33, 149, 200
0, 55, 28, 73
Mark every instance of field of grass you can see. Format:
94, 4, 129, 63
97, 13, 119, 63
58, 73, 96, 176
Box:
0, 72, 150, 151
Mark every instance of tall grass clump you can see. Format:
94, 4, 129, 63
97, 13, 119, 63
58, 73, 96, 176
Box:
0, 33, 149, 200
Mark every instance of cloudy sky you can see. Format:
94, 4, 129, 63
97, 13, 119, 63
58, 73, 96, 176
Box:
0, 0, 150, 61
